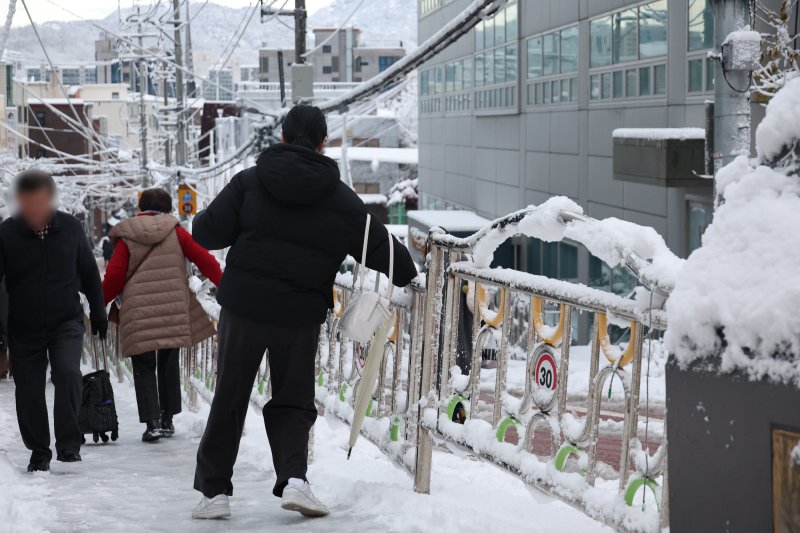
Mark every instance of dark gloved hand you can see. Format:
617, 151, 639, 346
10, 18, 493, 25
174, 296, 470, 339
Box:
92, 319, 108, 341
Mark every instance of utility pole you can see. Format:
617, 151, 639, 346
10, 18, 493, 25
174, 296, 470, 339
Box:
261, 0, 308, 64
137, 9, 149, 187
163, 68, 171, 168
262, 0, 313, 102
172, 0, 186, 167
711, 0, 755, 175
184, 0, 197, 99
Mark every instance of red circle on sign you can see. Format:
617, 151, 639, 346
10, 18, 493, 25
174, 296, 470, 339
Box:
535, 351, 558, 392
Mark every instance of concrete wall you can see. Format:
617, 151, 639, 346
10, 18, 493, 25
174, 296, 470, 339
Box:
666, 359, 800, 532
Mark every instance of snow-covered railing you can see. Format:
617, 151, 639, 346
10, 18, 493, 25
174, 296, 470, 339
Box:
304, 200, 673, 531
414, 202, 672, 532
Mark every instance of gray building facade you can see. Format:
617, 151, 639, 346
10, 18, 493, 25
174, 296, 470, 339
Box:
417, 0, 728, 302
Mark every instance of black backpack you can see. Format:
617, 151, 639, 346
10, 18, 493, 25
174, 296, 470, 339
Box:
79, 341, 119, 443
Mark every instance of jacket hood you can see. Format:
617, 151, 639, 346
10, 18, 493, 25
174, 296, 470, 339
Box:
256, 143, 341, 206
109, 213, 179, 245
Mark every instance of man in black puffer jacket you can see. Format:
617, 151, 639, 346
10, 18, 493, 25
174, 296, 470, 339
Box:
192, 105, 417, 521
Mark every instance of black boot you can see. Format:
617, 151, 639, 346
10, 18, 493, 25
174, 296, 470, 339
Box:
160, 413, 175, 438
56, 450, 82, 463
142, 419, 162, 442
27, 460, 50, 472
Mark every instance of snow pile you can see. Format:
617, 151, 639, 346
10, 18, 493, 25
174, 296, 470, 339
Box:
754, 77, 800, 167
666, 79, 800, 385
472, 197, 581, 268
565, 218, 684, 290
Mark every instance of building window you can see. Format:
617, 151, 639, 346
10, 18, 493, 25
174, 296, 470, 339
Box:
613, 8, 639, 64
688, 0, 714, 51
111, 91, 120, 100
591, 17, 613, 68
526, 24, 579, 107
379, 56, 398, 72
5, 65, 13, 107
589, 1, 669, 102
688, 200, 713, 253
322, 45, 332, 54
33, 110, 46, 127
472, 1, 518, 111
419, 0, 442, 16
688, 59, 704, 92
639, 0, 668, 59
687, 0, 715, 95
323, 66, 332, 74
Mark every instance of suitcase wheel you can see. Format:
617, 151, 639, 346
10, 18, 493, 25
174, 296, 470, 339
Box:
100, 433, 109, 443
93, 433, 100, 444
81, 435, 87, 445
111, 430, 119, 442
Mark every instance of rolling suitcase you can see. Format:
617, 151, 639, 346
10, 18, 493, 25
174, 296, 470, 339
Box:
79, 339, 119, 443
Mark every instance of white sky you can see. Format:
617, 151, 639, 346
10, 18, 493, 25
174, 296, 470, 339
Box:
12, 0, 336, 27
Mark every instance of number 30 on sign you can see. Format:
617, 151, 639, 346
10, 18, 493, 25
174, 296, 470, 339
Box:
531, 344, 559, 412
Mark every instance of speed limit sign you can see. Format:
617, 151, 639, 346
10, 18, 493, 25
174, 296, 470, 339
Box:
531, 344, 560, 412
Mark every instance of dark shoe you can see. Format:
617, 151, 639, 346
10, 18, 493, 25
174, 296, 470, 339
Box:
142, 419, 162, 442
27, 460, 50, 472
160, 415, 175, 438
56, 450, 82, 463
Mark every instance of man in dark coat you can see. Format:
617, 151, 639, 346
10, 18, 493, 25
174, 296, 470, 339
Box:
0, 170, 107, 472
192, 105, 417, 520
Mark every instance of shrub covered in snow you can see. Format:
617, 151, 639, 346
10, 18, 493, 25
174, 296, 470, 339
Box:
666, 79, 800, 384
387, 178, 418, 208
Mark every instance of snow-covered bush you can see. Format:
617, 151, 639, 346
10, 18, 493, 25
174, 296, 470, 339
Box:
752, 0, 800, 98
666, 78, 800, 384
387, 177, 418, 208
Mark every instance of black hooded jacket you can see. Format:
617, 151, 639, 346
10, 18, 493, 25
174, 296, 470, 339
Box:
192, 143, 418, 326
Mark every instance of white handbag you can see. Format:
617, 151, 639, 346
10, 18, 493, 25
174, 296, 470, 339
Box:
338, 215, 395, 344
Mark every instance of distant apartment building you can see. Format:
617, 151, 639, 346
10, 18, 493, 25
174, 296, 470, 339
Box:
258, 27, 405, 83
95, 33, 163, 96
202, 67, 234, 101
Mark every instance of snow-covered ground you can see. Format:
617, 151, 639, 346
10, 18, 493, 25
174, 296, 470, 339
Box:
0, 371, 610, 533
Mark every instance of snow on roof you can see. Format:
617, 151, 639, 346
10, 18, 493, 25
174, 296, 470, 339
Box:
31, 98, 86, 105
359, 193, 388, 205
325, 146, 418, 165
612, 128, 705, 141
723, 29, 762, 44
386, 224, 408, 239
755, 77, 800, 164
666, 80, 800, 386
408, 210, 491, 233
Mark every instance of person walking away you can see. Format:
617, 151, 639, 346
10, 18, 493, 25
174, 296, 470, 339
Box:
102, 188, 222, 442
191, 105, 418, 520
0, 170, 107, 472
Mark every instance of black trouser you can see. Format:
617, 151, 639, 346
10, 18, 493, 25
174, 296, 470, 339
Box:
130, 348, 181, 423
194, 309, 319, 498
9, 319, 85, 463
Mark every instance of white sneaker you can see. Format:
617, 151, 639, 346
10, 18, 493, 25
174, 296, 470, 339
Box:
192, 494, 231, 519
281, 478, 330, 517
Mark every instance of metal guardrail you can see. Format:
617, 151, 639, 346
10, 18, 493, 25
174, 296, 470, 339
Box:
314, 207, 673, 532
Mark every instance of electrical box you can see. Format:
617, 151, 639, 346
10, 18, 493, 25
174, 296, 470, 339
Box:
721, 30, 761, 71
291, 64, 315, 103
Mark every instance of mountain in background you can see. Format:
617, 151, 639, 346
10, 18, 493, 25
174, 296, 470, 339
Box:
8, 0, 417, 74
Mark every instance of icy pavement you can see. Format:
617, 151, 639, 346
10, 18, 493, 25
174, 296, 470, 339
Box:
0, 372, 610, 533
